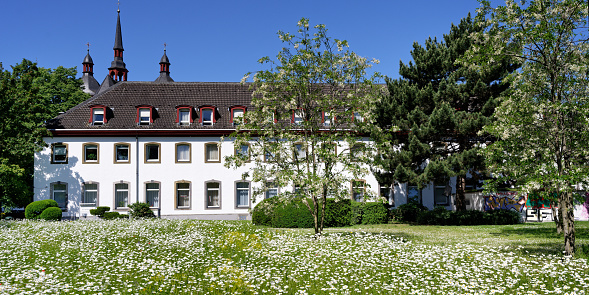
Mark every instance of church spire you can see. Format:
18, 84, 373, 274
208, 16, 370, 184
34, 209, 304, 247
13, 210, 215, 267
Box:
81, 44, 100, 95
108, 7, 128, 82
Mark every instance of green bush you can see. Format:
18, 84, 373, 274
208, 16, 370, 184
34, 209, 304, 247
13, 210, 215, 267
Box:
272, 198, 315, 228
38, 207, 62, 221
25, 200, 59, 220
128, 202, 155, 218
350, 201, 364, 225
415, 207, 521, 226
361, 202, 389, 224
324, 199, 352, 227
103, 212, 121, 220
487, 209, 521, 225
89, 206, 110, 218
391, 202, 428, 223
252, 197, 282, 226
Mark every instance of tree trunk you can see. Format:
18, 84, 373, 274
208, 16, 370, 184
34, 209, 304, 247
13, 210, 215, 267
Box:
552, 200, 563, 234
561, 191, 575, 256
455, 174, 467, 211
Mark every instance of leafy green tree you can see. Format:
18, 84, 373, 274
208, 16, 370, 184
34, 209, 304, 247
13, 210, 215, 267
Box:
0, 59, 89, 209
225, 18, 381, 235
372, 14, 517, 210
467, 0, 589, 256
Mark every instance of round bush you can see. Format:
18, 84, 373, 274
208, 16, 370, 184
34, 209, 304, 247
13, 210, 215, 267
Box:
252, 197, 283, 226
271, 198, 314, 228
89, 206, 110, 218
128, 202, 155, 218
25, 199, 59, 219
38, 207, 62, 221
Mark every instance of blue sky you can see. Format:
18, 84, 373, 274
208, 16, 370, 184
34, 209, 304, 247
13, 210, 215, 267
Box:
1, 0, 490, 82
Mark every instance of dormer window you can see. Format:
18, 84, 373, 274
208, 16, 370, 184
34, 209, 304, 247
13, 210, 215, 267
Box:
230, 106, 246, 126
89, 105, 107, 126
292, 109, 304, 125
136, 106, 154, 125
176, 106, 193, 126
200, 106, 216, 126
323, 111, 332, 126
353, 111, 364, 122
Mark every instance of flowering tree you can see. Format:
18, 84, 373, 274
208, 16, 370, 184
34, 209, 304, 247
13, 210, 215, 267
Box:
467, 0, 589, 255
225, 18, 381, 235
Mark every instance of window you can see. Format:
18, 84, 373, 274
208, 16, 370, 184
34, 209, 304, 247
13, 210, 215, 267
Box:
83, 143, 99, 164
323, 111, 332, 126
146, 182, 160, 208
380, 184, 394, 207
176, 143, 191, 163
353, 111, 363, 122
51, 182, 68, 211
206, 182, 221, 208
137, 107, 152, 125
114, 143, 130, 163
319, 142, 337, 162
434, 183, 451, 206
92, 108, 105, 125
293, 143, 307, 161
265, 182, 279, 199
231, 106, 246, 125
235, 143, 250, 162
145, 143, 160, 163
407, 184, 422, 204
175, 181, 190, 209
200, 107, 215, 126
350, 143, 365, 161
205, 143, 220, 163
236, 181, 250, 208
293, 109, 304, 125
176, 107, 192, 126
264, 143, 277, 163
114, 182, 129, 209
352, 180, 365, 202
51, 143, 68, 164
82, 182, 98, 207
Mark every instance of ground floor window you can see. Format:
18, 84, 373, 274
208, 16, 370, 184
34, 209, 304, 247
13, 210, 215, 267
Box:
236, 182, 249, 207
51, 182, 68, 210
146, 182, 160, 208
115, 182, 129, 209
380, 184, 394, 207
434, 183, 451, 206
82, 182, 98, 207
352, 180, 365, 202
206, 182, 221, 208
176, 182, 190, 209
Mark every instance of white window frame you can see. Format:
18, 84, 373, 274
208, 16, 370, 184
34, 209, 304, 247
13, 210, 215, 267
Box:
265, 181, 279, 199
51, 182, 68, 211
114, 143, 130, 163
352, 180, 365, 202
82, 182, 98, 207
145, 143, 161, 163
139, 108, 151, 125
179, 109, 190, 125
145, 182, 160, 208
52, 143, 68, 164
205, 181, 221, 209
235, 181, 250, 208
176, 143, 191, 163
114, 182, 129, 210
205, 143, 220, 163
175, 181, 191, 209
92, 108, 104, 125
83, 143, 99, 164
202, 108, 214, 126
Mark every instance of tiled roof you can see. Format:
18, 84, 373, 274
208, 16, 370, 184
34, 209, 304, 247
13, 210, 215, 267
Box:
47, 82, 253, 130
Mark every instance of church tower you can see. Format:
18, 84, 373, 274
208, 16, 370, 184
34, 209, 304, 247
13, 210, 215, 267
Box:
154, 47, 174, 83
108, 8, 128, 82
81, 47, 100, 95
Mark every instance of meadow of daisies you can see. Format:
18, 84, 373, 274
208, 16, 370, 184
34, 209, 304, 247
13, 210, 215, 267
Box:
0, 219, 588, 294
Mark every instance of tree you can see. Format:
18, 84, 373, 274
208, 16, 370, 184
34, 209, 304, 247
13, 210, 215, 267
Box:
0, 59, 89, 209
372, 14, 517, 210
224, 18, 381, 235
467, 0, 589, 256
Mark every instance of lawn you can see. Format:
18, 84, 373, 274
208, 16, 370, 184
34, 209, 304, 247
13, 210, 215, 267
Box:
0, 219, 587, 294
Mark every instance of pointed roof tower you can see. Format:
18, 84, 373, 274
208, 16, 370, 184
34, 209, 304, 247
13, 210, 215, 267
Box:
81, 45, 100, 95
155, 46, 174, 83
107, 7, 128, 82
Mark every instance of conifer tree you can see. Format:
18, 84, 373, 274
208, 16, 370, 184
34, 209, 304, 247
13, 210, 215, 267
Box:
373, 14, 517, 210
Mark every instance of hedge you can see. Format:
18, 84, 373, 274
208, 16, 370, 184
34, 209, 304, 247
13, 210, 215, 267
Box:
25, 200, 59, 220
416, 207, 521, 226
38, 207, 62, 221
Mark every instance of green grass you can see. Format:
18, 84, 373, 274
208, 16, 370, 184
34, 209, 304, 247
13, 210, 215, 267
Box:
0, 219, 588, 294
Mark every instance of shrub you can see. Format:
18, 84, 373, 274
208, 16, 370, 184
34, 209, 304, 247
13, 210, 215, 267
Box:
487, 209, 521, 225
38, 207, 62, 221
103, 212, 121, 220
128, 202, 155, 218
89, 206, 110, 218
252, 197, 282, 226
324, 199, 352, 227
391, 202, 428, 223
415, 207, 521, 226
271, 198, 315, 228
25, 200, 59, 220
361, 202, 389, 224
350, 201, 364, 225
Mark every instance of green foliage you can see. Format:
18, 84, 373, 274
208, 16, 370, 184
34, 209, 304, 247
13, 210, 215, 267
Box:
372, 14, 518, 211
324, 199, 352, 227
103, 212, 129, 220
89, 206, 110, 218
38, 207, 62, 221
415, 207, 520, 226
390, 202, 428, 223
360, 202, 389, 225
251, 197, 282, 226
128, 202, 155, 218
272, 198, 315, 228
0, 59, 89, 208
24, 199, 58, 219
225, 18, 381, 235
350, 201, 364, 225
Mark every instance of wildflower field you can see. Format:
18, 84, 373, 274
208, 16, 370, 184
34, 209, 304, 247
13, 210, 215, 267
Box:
0, 219, 588, 294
